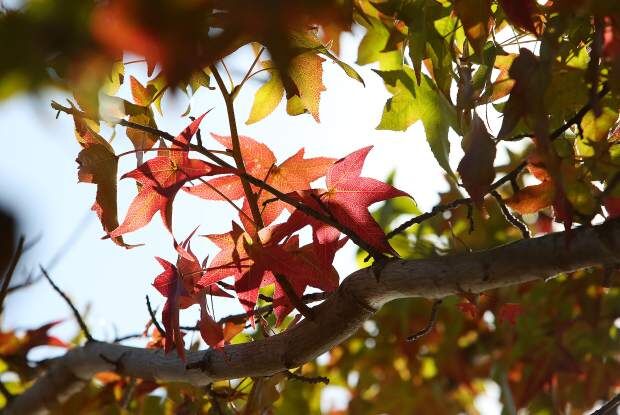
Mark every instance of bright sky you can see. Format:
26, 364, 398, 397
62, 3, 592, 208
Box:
0, 30, 509, 413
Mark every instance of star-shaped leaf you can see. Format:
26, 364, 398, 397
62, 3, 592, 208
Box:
375, 69, 458, 178
152, 234, 231, 360
110, 114, 231, 239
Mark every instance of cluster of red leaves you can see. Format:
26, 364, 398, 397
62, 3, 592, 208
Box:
82, 114, 408, 359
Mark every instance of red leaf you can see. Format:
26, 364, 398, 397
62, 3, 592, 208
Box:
198, 298, 224, 348
457, 301, 478, 319
185, 136, 334, 231
604, 196, 620, 218
199, 221, 343, 324
152, 232, 231, 360
498, 303, 523, 325
110, 114, 231, 238
603, 16, 620, 60
278, 147, 409, 256
0, 320, 68, 357
499, 0, 538, 34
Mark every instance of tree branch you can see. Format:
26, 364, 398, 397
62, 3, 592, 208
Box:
0, 236, 24, 312
7, 219, 620, 414
39, 266, 93, 342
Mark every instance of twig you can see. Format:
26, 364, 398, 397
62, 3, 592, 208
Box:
0, 236, 24, 312
592, 393, 620, 415
491, 191, 531, 239
466, 203, 475, 234
407, 299, 442, 342
389, 82, 612, 239
387, 199, 470, 239
274, 274, 314, 320
180, 292, 329, 330
0, 380, 14, 403
145, 295, 166, 337
113, 333, 145, 343
120, 378, 137, 409
39, 266, 94, 342
210, 64, 265, 234
285, 370, 329, 385
206, 383, 225, 415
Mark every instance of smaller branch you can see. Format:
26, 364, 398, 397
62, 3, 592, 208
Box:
587, 16, 604, 117
145, 295, 166, 337
466, 203, 475, 234
407, 299, 442, 342
206, 383, 226, 415
258, 293, 273, 303
491, 191, 531, 239
390, 83, 613, 239
189, 115, 203, 147
387, 198, 470, 239
0, 380, 14, 403
0, 236, 24, 312
285, 370, 329, 385
181, 292, 329, 329
593, 393, 620, 415
216, 281, 235, 291
274, 274, 314, 320
39, 266, 93, 342
114, 333, 145, 343
120, 378, 137, 409
234, 46, 265, 97
210, 64, 264, 234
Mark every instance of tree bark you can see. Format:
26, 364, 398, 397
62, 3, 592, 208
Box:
7, 219, 620, 414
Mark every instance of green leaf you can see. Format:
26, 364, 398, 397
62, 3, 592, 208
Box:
375, 68, 458, 178
581, 107, 618, 142
100, 61, 124, 96
147, 72, 167, 115
246, 68, 285, 124
357, 17, 403, 70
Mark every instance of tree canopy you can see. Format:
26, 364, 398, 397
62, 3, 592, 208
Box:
1, 0, 620, 413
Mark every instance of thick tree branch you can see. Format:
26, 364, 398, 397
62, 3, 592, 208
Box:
7, 219, 620, 414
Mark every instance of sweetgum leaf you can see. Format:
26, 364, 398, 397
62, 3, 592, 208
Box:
506, 181, 555, 214
126, 77, 158, 164
110, 114, 231, 239
277, 146, 410, 256
185, 136, 333, 230
73, 117, 135, 248
375, 68, 458, 178
497, 49, 546, 138
153, 233, 231, 359
499, 0, 538, 34
454, 0, 491, 53
288, 52, 326, 122
457, 115, 496, 206
246, 67, 285, 125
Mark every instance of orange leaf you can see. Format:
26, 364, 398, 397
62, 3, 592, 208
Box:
506, 181, 555, 214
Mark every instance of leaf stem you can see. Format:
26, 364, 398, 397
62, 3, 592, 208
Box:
210, 64, 265, 236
